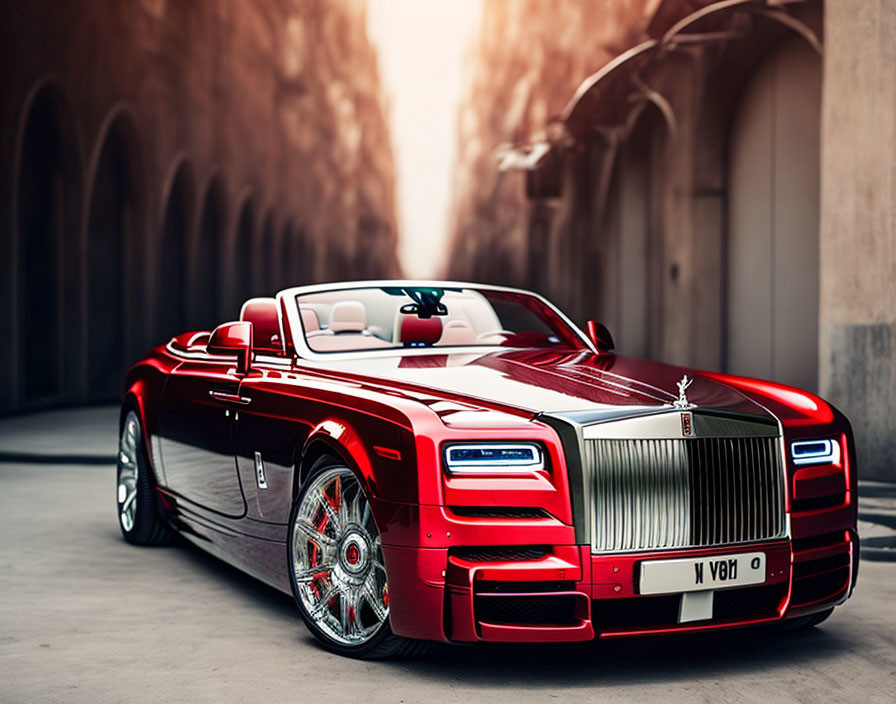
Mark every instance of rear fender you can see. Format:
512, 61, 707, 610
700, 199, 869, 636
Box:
122, 369, 168, 488
122, 381, 152, 469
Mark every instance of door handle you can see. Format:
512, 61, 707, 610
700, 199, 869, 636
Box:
209, 390, 252, 405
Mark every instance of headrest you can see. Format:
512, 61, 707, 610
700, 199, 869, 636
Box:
436, 320, 477, 346
398, 314, 443, 346
329, 301, 366, 333
308, 333, 392, 351
240, 297, 280, 352
300, 307, 321, 333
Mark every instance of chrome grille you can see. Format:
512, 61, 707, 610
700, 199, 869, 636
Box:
587, 437, 785, 552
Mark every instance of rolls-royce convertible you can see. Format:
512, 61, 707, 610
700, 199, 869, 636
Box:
117, 281, 858, 658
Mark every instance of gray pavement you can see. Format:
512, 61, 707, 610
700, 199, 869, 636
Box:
0, 405, 119, 462
1, 408, 895, 703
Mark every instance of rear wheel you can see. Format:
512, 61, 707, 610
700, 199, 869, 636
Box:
117, 409, 176, 546
288, 456, 434, 658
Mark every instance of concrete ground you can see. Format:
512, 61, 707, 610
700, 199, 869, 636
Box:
0, 405, 119, 463
1, 408, 895, 703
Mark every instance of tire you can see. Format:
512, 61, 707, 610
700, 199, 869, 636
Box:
778, 607, 834, 632
287, 455, 436, 659
117, 408, 177, 546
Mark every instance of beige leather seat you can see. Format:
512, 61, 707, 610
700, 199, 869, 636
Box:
300, 307, 323, 334
328, 301, 367, 333
307, 301, 390, 351
436, 320, 477, 346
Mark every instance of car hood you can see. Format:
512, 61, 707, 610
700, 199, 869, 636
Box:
307, 348, 773, 420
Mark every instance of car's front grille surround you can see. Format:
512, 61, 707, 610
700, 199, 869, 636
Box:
586, 436, 786, 552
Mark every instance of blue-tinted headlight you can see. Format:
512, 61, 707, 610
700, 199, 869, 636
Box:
444, 443, 544, 474
791, 438, 840, 466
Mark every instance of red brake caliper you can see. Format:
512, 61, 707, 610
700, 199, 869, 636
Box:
308, 507, 331, 598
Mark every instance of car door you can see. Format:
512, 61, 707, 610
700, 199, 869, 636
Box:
234, 366, 313, 524
157, 358, 247, 517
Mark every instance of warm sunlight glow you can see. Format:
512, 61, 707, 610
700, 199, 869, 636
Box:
367, 0, 482, 278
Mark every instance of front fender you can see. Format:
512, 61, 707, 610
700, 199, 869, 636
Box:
298, 414, 418, 505
301, 419, 376, 492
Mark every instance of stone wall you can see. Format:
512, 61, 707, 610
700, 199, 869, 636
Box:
445, 0, 661, 288
445, 0, 896, 479
819, 0, 896, 479
0, 0, 400, 410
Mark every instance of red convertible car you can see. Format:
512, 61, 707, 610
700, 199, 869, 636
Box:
117, 281, 858, 658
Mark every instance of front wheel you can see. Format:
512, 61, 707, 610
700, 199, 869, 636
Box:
288, 456, 434, 658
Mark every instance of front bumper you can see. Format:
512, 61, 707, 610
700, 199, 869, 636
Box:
381, 407, 857, 643
381, 527, 856, 643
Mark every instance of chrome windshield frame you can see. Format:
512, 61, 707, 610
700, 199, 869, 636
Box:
275, 279, 598, 363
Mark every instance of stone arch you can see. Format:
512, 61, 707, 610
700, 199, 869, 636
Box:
232, 194, 255, 314
155, 158, 194, 341
84, 106, 145, 399
12, 79, 83, 405
600, 104, 667, 358
192, 173, 226, 330
258, 210, 276, 296
276, 220, 293, 290
682, 2, 823, 371
292, 226, 316, 286
724, 36, 821, 390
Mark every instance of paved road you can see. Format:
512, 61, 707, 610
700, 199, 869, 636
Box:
1, 461, 894, 703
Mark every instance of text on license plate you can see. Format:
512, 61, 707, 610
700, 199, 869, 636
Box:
639, 552, 766, 595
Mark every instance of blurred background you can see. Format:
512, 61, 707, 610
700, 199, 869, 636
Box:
0, 0, 893, 480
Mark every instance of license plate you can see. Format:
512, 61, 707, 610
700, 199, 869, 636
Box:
639, 552, 766, 595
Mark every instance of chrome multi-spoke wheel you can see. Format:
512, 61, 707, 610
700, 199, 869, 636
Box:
116, 405, 175, 546
117, 411, 140, 532
291, 465, 390, 647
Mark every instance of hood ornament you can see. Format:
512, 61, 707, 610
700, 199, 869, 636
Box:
673, 375, 695, 409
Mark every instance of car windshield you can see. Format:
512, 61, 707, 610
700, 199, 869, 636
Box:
294, 286, 587, 353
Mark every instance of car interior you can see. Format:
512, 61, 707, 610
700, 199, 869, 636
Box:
296, 288, 507, 352
190, 287, 573, 358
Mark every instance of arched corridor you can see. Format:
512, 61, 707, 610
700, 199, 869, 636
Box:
192, 176, 226, 331
601, 107, 666, 359
258, 212, 276, 296
233, 198, 255, 314
0, 0, 401, 415
726, 37, 821, 392
276, 221, 293, 291
155, 161, 194, 343
85, 112, 144, 399
15, 84, 81, 404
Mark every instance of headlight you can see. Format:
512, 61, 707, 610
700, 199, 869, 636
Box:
444, 443, 544, 475
791, 438, 840, 466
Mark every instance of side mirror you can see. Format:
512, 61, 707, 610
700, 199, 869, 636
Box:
207, 321, 253, 374
586, 320, 615, 354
